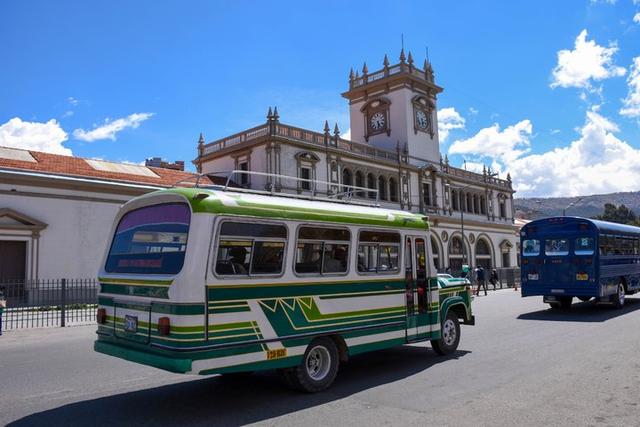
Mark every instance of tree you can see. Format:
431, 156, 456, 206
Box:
596, 203, 638, 225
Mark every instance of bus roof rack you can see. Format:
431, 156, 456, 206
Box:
172, 170, 382, 207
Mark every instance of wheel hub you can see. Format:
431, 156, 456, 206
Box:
306, 346, 331, 381
443, 319, 457, 346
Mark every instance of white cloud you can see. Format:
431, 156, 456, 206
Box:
0, 117, 71, 155
468, 107, 478, 115
437, 107, 466, 142
634, 12, 640, 23
342, 128, 351, 140
449, 109, 640, 197
550, 29, 626, 89
73, 112, 154, 142
67, 97, 79, 106
620, 56, 640, 118
590, 0, 617, 4
448, 119, 532, 164
62, 110, 74, 118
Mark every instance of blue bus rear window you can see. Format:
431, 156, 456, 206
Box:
105, 203, 191, 274
545, 239, 569, 256
522, 239, 540, 256
575, 237, 594, 255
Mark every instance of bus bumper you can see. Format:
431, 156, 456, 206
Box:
94, 340, 192, 374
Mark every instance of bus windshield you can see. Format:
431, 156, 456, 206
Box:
105, 203, 191, 274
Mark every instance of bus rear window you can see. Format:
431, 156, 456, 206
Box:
545, 238, 569, 256
575, 237, 594, 255
522, 239, 540, 256
105, 203, 191, 274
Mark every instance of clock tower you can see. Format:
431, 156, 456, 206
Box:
341, 50, 444, 164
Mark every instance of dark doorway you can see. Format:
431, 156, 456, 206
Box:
0, 240, 26, 282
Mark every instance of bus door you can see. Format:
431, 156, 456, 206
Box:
405, 236, 430, 341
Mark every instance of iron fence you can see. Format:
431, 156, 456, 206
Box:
0, 279, 98, 330
437, 267, 521, 289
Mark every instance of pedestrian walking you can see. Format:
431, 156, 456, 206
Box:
475, 266, 487, 296
489, 268, 499, 290
0, 286, 6, 336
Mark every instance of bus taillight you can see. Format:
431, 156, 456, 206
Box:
158, 317, 171, 336
97, 308, 107, 324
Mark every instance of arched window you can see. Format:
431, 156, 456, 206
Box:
342, 168, 353, 195
466, 193, 473, 213
475, 238, 493, 269
480, 196, 487, 215
367, 173, 376, 199
378, 176, 387, 201
451, 190, 459, 211
389, 177, 398, 202
473, 195, 479, 214
355, 171, 364, 197
431, 236, 440, 270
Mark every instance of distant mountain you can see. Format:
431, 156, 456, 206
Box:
514, 191, 640, 220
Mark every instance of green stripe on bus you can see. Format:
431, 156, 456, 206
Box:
98, 277, 173, 286
100, 284, 169, 299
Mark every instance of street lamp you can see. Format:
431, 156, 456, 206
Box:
563, 197, 584, 216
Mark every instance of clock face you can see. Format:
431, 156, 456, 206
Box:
369, 112, 386, 131
416, 109, 429, 130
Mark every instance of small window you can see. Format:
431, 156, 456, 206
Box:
300, 167, 311, 191
357, 231, 401, 274
522, 239, 540, 256
239, 161, 249, 185
215, 222, 286, 277
545, 238, 569, 256
295, 226, 350, 275
575, 237, 594, 255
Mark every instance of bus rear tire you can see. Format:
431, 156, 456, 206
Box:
283, 337, 339, 393
613, 284, 625, 309
431, 311, 460, 356
578, 296, 591, 302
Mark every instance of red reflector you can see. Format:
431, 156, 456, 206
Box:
97, 308, 107, 324
523, 259, 529, 264
158, 317, 171, 336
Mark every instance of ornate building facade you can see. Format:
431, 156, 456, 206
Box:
194, 50, 518, 271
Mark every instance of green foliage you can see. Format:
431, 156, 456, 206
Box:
596, 203, 640, 226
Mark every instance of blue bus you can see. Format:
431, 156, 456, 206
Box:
520, 217, 640, 309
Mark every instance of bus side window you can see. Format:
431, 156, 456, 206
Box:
295, 227, 350, 275
357, 230, 400, 274
214, 221, 287, 277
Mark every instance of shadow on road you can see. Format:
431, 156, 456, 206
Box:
517, 297, 640, 322
9, 345, 470, 427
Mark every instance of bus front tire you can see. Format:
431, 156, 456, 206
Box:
577, 296, 591, 302
281, 337, 339, 393
560, 297, 573, 310
431, 311, 460, 356
613, 284, 625, 309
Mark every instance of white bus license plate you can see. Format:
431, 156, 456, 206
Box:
124, 315, 138, 333
528, 274, 539, 280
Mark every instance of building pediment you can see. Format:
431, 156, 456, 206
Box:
0, 208, 48, 232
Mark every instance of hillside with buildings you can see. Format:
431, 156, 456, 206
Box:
514, 191, 640, 219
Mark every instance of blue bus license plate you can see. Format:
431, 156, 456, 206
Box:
124, 315, 138, 333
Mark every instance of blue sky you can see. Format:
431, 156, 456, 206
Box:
1, 0, 639, 197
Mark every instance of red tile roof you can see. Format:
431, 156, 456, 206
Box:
0, 146, 210, 188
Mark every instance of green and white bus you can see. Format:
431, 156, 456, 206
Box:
94, 186, 474, 392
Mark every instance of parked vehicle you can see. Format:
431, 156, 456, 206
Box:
520, 216, 640, 309
94, 184, 474, 392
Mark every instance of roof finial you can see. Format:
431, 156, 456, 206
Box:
324, 120, 330, 134
198, 132, 205, 145
349, 67, 355, 81
362, 62, 368, 75
267, 106, 273, 121
333, 123, 340, 137
273, 106, 279, 121
507, 172, 512, 182
399, 47, 406, 63
383, 54, 389, 67
408, 51, 414, 65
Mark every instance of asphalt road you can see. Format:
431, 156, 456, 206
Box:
2, 289, 640, 427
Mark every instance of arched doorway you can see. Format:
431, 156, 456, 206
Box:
475, 238, 493, 269
448, 234, 468, 273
